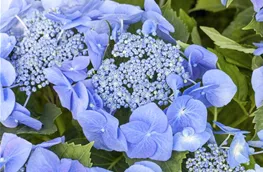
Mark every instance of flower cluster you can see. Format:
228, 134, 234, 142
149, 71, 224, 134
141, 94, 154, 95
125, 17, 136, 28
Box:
92, 31, 189, 110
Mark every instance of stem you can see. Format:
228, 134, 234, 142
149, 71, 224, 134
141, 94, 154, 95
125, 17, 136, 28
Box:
9, 84, 19, 89
159, 0, 165, 7
187, 78, 197, 84
252, 150, 263, 155
23, 93, 31, 107
57, 30, 64, 42
15, 15, 29, 32
219, 134, 231, 147
107, 154, 123, 170
213, 107, 218, 128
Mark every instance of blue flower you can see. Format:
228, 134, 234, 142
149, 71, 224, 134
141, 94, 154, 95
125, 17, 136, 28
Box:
125, 161, 162, 172
0, 0, 32, 32
142, 0, 175, 43
60, 56, 90, 82
213, 121, 250, 135
227, 133, 250, 168
1, 103, 42, 130
184, 45, 218, 80
27, 147, 108, 172
248, 130, 263, 148
0, 33, 16, 59
252, 66, 263, 108
253, 42, 263, 56
77, 110, 127, 152
186, 69, 237, 107
0, 133, 32, 172
166, 95, 207, 134
0, 58, 16, 122
173, 127, 210, 152
81, 79, 103, 110
247, 164, 263, 172
84, 30, 109, 69
44, 66, 89, 118
120, 103, 173, 161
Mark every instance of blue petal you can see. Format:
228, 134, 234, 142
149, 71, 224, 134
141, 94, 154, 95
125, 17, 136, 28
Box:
252, 66, 263, 108
221, 0, 228, 6
0, 58, 16, 87
0, 133, 32, 172
142, 19, 157, 35
27, 147, 60, 172
59, 159, 87, 172
125, 164, 154, 172
130, 103, 168, 133
1, 115, 18, 128
254, 47, 263, 56
166, 73, 184, 94
0, 88, 16, 122
251, 0, 263, 12
53, 85, 73, 112
33, 136, 65, 149
0, 33, 16, 59
214, 121, 249, 135
134, 161, 162, 172
144, 0, 162, 14
256, 8, 263, 22
41, 0, 63, 10
166, 95, 207, 134
258, 130, 263, 140
87, 167, 111, 172
227, 133, 250, 168
44, 67, 72, 87
173, 127, 210, 152
202, 69, 237, 107
248, 140, 263, 148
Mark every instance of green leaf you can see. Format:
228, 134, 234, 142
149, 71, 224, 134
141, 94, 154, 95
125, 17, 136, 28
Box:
217, 48, 253, 70
243, 17, 263, 37
201, 26, 255, 54
210, 49, 249, 101
162, 0, 190, 42
91, 150, 128, 171
223, 7, 256, 43
17, 103, 62, 135
191, 26, 202, 45
252, 106, 263, 138
252, 56, 263, 70
125, 152, 188, 172
51, 142, 93, 167
179, 9, 196, 32
170, 0, 195, 13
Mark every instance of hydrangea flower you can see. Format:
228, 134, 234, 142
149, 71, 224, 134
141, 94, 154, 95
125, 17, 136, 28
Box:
247, 164, 263, 172
0, 33, 16, 59
26, 147, 109, 172
166, 95, 207, 134
173, 127, 210, 152
248, 130, 263, 148
44, 66, 89, 118
186, 69, 237, 107
0, 58, 16, 121
227, 133, 250, 168
213, 121, 250, 135
0, 133, 32, 172
253, 42, 263, 56
0, 0, 32, 32
142, 0, 175, 43
125, 161, 162, 172
84, 30, 109, 69
77, 110, 127, 152
184, 45, 218, 80
251, 66, 263, 108
59, 56, 90, 82
120, 103, 173, 161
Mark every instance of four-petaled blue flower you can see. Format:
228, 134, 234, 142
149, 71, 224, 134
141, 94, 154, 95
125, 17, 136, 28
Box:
173, 127, 210, 152
184, 45, 218, 80
120, 103, 173, 161
185, 69, 237, 107
166, 95, 207, 134
77, 109, 127, 152
125, 161, 162, 172
248, 130, 263, 148
252, 66, 263, 108
227, 133, 250, 168
0, 33, 16, 59
0, 133, 32, 172
142, 0, 175, 43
